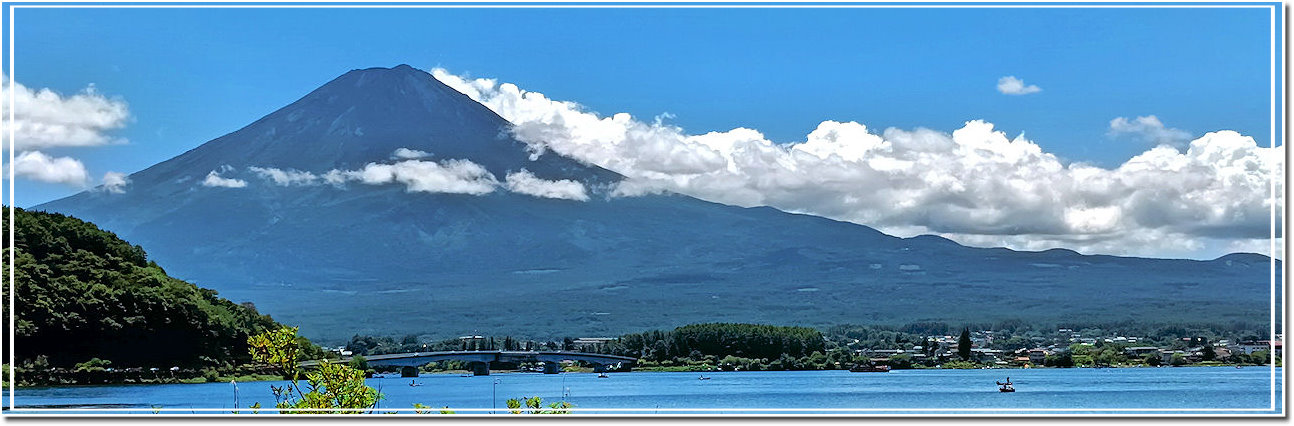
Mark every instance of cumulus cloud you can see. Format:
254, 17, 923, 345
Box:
431, 67, 1283, 259
505, 169, 589, 201
392, 148, 432, 159
1, 77, 130, 150
201, 167, 247, 188
99, 171, 130, 193
328, 158, 498, 195
1109, 115, 1193, 146
11, 151, 89, 185
249, 166, 319, 186
996, 76, 1042, 95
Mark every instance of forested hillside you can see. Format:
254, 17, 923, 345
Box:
2, 208, 293, 369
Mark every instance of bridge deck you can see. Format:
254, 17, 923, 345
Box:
301, 350, 636, 368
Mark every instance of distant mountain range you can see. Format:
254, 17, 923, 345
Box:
36, 65, 1279, 343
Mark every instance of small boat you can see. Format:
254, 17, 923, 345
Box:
459, 374, 473, 377
849, 364, 891, 373
996, 378, 1014, 393
1236, 365, 1244, 369
409, 380, 421, 387
597, 372, 609, 378
698, 375, 711, 380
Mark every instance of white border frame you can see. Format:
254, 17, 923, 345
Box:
0, 0, 1285, 417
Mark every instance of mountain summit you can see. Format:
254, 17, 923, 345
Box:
134, 65, 619, 190
37, 66, 1276, 342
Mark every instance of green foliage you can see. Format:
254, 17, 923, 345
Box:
248, 327, 382, 414
346, 334, 459, 356
505, 396, 574, 414
1088, 344, 1129, 366
1170, 354, 1187, 366
3, 208, 287, 368
1251, 350, 1272, 365
73, 358, 111, 373
887, 354, 914, 370
348, 355, 368, 371
1200, 343, 1216, 361
201, 368, 220, 383
1044, 352, 1074, 368
940, 360, 979, 369
248, 326, 305, 378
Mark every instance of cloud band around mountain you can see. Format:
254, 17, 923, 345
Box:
237, 151, 592, 201
432, 68, 1283, 259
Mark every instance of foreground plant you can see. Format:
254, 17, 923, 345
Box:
248, 326, 382, 414
505, 396, 574, 414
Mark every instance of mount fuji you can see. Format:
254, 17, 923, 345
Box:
36, 65, 1276, 342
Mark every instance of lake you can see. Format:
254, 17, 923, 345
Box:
4, 366, 1282, 415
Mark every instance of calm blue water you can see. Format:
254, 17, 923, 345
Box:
3, 367, 1283, 415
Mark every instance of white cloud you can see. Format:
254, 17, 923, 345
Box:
392, 148, 432, 159
201, 167, 247, 188
505, 169, 589, 201
249, 166, 318, 186
431, 67, 1283, 259
996, 76, 1042, 95
1, 77, 130, 150
11, 151, 89, 186
99, 171, 130, 193
1109, 115, 1193, 146
330, 158, 498, 195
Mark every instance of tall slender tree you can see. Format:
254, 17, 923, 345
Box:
958, 328, 972, 361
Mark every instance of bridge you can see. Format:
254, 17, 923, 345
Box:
306, 351, 638, 377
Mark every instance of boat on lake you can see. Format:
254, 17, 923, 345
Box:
996, 378, 1015, 392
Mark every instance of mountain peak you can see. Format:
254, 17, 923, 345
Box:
342, 64, 429, 81
94, 64, 621, 196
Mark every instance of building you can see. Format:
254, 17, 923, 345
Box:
1233, 341, 1270, 355
1028, 349, 1048, 364
572, 337, 615, 351
1260, 340, 1283, 356
459, 335, 485, 350
970, 348, 1003, 363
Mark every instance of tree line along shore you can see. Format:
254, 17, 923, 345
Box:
1, 208, 1279, 389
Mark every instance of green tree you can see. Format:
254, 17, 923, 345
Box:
73, 358, 112, 373
348, 355, 368, 371
248, 326, 382, 414
888, 354, 914, 370
1045, 352, 1074, 368
1200, 341, 1216, 361
957, 328, 972, 361
2, 208, 287, 371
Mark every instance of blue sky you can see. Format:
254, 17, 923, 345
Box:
3, 4, 1284, 258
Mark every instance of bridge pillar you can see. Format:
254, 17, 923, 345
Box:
592, 363, 607, 373
470, 362, 490, 376
401, 366, 419, 378
543, 362, 560, 374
